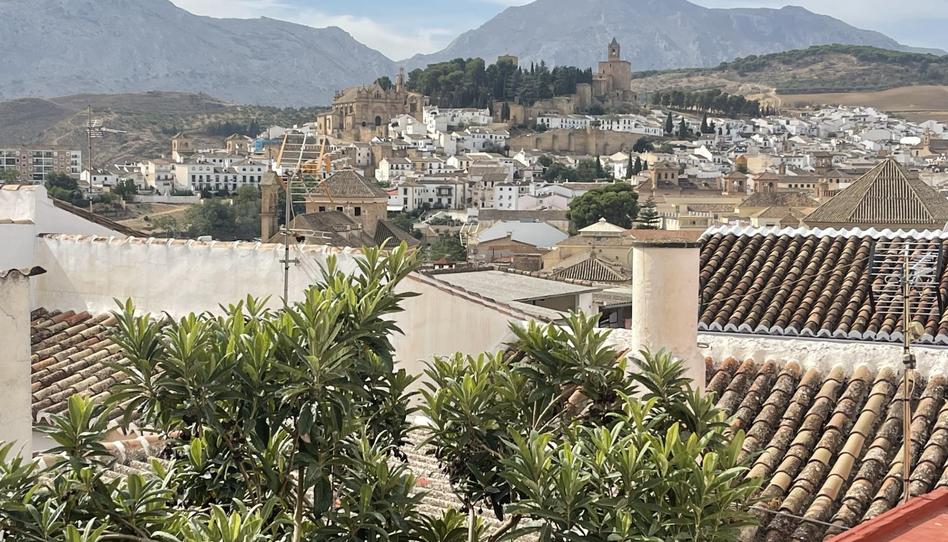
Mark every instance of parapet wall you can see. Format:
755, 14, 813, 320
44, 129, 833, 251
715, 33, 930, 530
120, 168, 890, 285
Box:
32, 235, 528, 378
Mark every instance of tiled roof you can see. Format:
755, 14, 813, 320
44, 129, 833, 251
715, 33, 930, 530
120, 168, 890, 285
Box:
51, 198, 145, 237
740, 191, 820, 209
547, 253, 629, 283
313, 170, 389, 199
30, 308, 125, 423
698, 226, 948, 345
374, 219, 422, 248
704, 357, 948, 541
805, 159, 948, 227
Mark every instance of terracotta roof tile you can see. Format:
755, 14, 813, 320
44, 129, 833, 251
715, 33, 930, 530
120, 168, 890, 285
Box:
29, 310, 127, 423
699, 228, 948, 345
709, 358, 948, 541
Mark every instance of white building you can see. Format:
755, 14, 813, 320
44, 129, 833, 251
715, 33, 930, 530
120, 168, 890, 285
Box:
80, 169, 119, 188
598, 115, 663, 136
536, 114, 593, 130
395, 177, 467, 211
174, 160, 266, 193
462, 127, 510, 152
424, 107, 492, 134
494, 183, 531, 210
375, 157, 413, 182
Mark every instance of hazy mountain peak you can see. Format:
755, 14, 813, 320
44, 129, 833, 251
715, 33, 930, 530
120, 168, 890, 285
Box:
0, 0, 396, 106
404, 0, 940, 70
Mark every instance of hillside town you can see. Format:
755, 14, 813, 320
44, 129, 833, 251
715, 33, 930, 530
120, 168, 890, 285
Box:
6, 30, 948, 542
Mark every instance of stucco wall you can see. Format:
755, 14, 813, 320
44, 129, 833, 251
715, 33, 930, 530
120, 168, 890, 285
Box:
631, 244, 703, 386
32, 236, 524, 379
0, 186, 122, 271
699, 332, 948, 376
33, 236, 360, 316
0, 272, 33, 458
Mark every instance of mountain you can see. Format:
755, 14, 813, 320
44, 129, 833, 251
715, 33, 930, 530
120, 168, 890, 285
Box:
403, 0, 943, 72
0, 92, 324, 164
0, 0, 396, 106
632, 45, 948, 95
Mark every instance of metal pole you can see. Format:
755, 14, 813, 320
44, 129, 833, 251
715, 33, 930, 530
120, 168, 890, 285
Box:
901, 245, 913, 504
283, 173, 292, 304
87, 106, 94, 213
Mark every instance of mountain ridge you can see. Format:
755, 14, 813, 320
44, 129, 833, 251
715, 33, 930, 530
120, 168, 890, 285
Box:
402, 0, 943, 71
0, 0, 396, 107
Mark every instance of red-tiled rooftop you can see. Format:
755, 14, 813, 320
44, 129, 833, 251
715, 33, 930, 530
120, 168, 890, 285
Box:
699, 226, 948, 345
704, 357, 948, 541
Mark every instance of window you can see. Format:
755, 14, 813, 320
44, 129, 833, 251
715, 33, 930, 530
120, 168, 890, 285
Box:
375, 116, 382, 127
354, 207, 362, 217
336, 206, 344, 212
318, 206, 326, 212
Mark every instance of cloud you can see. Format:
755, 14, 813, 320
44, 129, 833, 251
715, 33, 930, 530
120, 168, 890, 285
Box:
171, 0, 453, 59
293, 11, 454, 59
694, 0, 945, 27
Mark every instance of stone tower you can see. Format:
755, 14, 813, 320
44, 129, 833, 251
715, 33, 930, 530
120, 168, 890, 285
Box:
608, 38, 620, 60
396, 67, 405, 93
260, 171, 280, 241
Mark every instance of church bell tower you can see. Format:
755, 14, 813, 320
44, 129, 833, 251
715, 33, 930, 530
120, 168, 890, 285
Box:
608, 38, 620, 60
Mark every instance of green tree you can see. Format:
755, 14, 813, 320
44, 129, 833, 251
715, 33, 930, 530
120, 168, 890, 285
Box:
46, 172, 88, 207
632, 138, 655, 153
0, 169, 18, 182
0, 247, 761, 541
594, 155, 605, 178
632, 156, 643, 175
567, 183, 639, 230
421, 315, 760, 540
376, 76, 394, 90
0, 245, 462, 541
428, 235, 466, 262
677, 118, 690, 139
634, 197, 661, 229
150, 215, 179, 237
664, 112, 674, 135
112, 179, 138, 201
574, 159, 601, 182
187, 186, 260, 240
624, 154, 633, 179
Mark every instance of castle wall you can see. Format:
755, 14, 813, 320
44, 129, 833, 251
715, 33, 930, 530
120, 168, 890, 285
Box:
510, 129, 643, 155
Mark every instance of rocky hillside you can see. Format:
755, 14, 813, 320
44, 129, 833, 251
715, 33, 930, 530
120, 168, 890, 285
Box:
0, 0, 395, 106
404, 0, 941, 71
0, 92, 324, 164
631, 45, 948, 96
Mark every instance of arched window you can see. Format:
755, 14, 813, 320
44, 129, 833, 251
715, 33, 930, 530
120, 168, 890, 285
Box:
375, 116, 382, 127
361, 121, 367, 127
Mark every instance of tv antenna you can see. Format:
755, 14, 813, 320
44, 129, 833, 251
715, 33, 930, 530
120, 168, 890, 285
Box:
273, 132, 334, 303
870, 237, 944, 504
84, 106, 126, 207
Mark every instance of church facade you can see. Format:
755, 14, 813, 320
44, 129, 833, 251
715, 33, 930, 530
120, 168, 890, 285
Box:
316, 69, 425, 143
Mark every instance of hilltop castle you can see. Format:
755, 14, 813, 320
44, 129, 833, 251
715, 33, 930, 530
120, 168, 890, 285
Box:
592, 38, 632, 98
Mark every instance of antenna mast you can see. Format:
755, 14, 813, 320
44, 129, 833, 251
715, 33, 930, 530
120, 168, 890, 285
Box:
871, 237, 942, 504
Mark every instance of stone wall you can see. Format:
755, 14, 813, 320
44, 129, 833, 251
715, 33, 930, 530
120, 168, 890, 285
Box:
509, 129, 642, 155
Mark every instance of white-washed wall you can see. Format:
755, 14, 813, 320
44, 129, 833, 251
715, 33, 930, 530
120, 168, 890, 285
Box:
32, 236, 524, 379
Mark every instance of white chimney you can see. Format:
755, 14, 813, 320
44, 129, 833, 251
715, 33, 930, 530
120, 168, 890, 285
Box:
0, 266, 45, 458
630, 240, 704, 388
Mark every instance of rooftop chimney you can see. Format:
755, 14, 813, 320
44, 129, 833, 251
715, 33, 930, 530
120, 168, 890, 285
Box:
0, 266, 45, 458
629, 240, 703, 388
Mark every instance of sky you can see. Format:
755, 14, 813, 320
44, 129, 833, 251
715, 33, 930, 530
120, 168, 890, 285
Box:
171, 0, 948, 59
